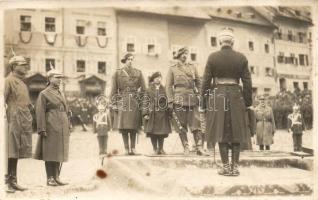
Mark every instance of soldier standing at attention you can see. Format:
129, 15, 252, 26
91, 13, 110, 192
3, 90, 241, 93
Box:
166, 47, 206, 156
200, 28, 253, 176
5, 54, 33, 192
110, 53, 146, 155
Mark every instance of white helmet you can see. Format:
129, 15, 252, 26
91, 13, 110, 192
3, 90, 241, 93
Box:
218, 27, 234, 45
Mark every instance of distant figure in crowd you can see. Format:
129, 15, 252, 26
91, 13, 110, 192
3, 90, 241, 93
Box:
93, 95, 111, 156
5, 54, 33, 192
288, 104, 306, 152
241, 108, 256, 151
166, 47, 206, 156
34, 67, 70, 186
143, 72, 171, 155
255, 95, 276, 151
201, 27, 252, 176
110, 53, 146, 155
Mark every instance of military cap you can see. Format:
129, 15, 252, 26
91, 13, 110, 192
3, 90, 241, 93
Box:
148, 71, 162, 83
258, 95, 266, 100
218, 27, 234, 43
121, 53, 134, 64
8, 56, 29, 71
174, 47, 189, 59
293, 104, 300, 110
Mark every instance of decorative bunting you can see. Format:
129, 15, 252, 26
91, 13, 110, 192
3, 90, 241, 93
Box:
19, 31, 33, 44
96, 36, 108, 48
44, 33, 57, 46
75, 35, 88, 47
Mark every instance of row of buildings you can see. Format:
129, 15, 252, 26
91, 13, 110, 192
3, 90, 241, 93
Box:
4, 6, 313, 102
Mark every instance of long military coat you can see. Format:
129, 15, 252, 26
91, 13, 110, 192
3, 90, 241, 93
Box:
34, 85, 70, 162
201, 46, 252, 144
110, 66, 146, 131
255, 105, 276, 145
142, 84, 171, 135
5, 73, 33, 158
166, 61, 201, 107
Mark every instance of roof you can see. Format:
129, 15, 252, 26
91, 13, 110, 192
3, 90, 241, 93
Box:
203, 6, 277, 28
79, 75, 106, 83
115, 7, 211, 20
256, 6, 312, 25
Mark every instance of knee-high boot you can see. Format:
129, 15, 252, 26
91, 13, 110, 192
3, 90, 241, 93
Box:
54, 162, 68, 185
218, 143, 231, 176
231, 143, 241, 176
121, 131, 130, 155
193, 131, 208, 156
130, 131, 137, 155
46, 161, 58, 186
9, 158, 27, 191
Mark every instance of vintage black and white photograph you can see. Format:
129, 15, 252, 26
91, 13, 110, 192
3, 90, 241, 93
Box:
1, 1, 317, 199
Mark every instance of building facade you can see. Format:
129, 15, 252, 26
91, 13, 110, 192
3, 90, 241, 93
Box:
4, 6, 312, 102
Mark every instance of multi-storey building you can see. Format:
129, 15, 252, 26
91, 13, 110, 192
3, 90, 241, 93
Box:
4, 8, 116, 102
256, 6, 313, 92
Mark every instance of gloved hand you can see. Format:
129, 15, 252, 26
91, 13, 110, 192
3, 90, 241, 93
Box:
39, 131, 47, 137
144, 115, 150, 120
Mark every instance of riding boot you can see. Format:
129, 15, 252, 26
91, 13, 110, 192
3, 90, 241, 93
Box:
218, 143, 231, 176
179, 133, 190, 155
265, 145, 270, 150
130, 132, 138, 155
54, 162, 68, 186
150, 136, 158, 154
158, 137, 165, 155
121, 131, 130, 155
9, 159, 27, 191
6, 160, 15, 193
46, 161, 58, 186
231, 143, 241, 176
194, 131, 208, 156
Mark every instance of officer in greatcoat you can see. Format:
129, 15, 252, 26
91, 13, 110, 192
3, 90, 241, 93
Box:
200, 27, 252, 176
5, 54, 33, 192
34, 66, 70, 186
166, 47, 206, 155
110, 53, 146, 155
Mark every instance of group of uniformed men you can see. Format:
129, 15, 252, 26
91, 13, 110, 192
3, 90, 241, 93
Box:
4, 27, 252, 193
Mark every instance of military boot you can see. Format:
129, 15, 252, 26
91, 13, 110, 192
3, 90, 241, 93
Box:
194, 132, 208, 156
231, 143, 240, 176
217, 163, 231, 176
54, 162, 68, 186
5, 175, 15, 193
10, 175, 27, 191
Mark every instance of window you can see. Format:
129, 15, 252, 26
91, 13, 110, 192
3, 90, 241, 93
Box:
45, 17, 55, 32
210, 37, 217, 47
25, 57, 31, 70
76, 60, 85, 72
303, 82, 308, 90
277, 52, 284, 63
98, 61, 106, 74
250, 66, 256, 74
264, 44, 269, 53
298, 32, 304, 43
146, 37, 156, 55
126, 37, 136, 53
305, 55, 309, 66
20, 15, 31, 32
190, 47, 198, 62
299, 54, 305, 66
45, 59, 55, 72
265, 67, 272, 76
293, 82, 299, 89
248, 41, 254, 51
288, 30, 293, 41
76, 20, 85, 35
97, 21, 106, 36
264, 88, 271, 95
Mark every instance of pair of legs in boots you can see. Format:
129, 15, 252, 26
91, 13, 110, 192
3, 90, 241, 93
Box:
179, 130, 205, 155
259, 144, 270, 150
293, 133, 302, 151
97, 135, 108, 156
150, 135, 166, 155
45, 161, 68, 186
218, 143, 240, 176
6, 158, 26, 193
121, 129, 138, 155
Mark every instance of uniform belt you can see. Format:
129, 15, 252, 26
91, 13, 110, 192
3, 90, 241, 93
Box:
47, 107, 66, 112
214, 77, 239, 85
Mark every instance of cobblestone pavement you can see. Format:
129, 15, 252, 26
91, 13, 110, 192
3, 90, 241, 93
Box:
4, 127, 313, 199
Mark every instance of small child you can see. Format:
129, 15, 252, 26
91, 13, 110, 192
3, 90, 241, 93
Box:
93, 95, 111, 157
288, 104, 306, 152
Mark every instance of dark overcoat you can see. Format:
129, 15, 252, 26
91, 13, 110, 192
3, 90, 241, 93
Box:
142, 84, 171, 135
110, 66, 146, 131
255, 105, 275, 145
5, 73, 33, 158
34, 85, 70, 162
201, 46, 252, 144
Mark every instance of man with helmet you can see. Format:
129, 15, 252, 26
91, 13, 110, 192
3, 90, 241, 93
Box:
201, 27, 253, 176
5, 54, 33, 192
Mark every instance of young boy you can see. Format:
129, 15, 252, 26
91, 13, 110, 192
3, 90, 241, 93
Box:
93, 95, 111, 157
288, 104, 306, 152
